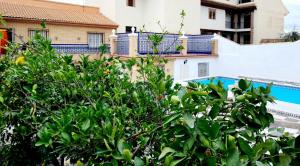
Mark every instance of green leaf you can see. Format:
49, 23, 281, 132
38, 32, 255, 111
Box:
226, 149, 240, 166
209, 123, 221, 139
163, 114, 180, 126
238, 138, 253, 157
159, 147, 176, 160
104, 138, 112, 151
61, 132, 71, 143
197, 119, 210, 136
170, 158, 184, 166
238, 79, 249, 91
199, 133, 210, 148
0, 96, 4, 103
183, 113, 195, 128
41, 19, 46, 28
295, 135, 300, 148
35, 139, 51, 147
184, 137, 195, 151
32, 84, 38, 90
111, 159, 118, 166
122, 149, 132, 162
81, 119, 90, 131
117, 139, 125, 153
209, 105, 220, 119
279, 154, 292, 166
171, 95, 180, 105
71, 132, 80, 141
205, 156, 217, 166
134, 157, 144, 166
255, 161, 266, 166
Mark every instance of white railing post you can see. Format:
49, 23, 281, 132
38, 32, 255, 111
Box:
128, 27, 138, 57
211, 38, 218, 56
109, 29, 118, 55
179, 31, 188, 55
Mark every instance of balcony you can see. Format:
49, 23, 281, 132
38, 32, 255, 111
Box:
114, 33, 214, 56
239, 21, 251, 29
226, 21, 234, 29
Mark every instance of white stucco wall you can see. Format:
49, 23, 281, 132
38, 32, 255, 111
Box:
86, 0, 201, 34
174, 35, 300, 83
114, 0, 145, 32
163, 0, 201, 34
200, 6, 226, 31
216, 36, 300, 83
173, 58, 220, 81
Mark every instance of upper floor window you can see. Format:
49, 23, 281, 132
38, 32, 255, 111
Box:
127, 0, 135, 7
125, 26, 137, 33
209, 8, 216, 20
29, 29, 49, 39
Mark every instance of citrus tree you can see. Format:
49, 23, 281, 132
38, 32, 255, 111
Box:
0, 17, 300, 165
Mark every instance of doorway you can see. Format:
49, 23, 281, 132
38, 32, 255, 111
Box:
0, 28, 14, 55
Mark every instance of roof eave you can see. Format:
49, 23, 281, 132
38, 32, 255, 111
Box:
3, 17, 118, 29
201, 0, 257, 11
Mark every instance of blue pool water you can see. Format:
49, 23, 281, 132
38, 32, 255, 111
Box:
193, 77, 300, 105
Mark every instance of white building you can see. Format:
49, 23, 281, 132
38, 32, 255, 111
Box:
51, 0, 288, 44
81, 0, 201, 35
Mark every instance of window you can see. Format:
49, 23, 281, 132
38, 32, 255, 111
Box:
125, 26, 137, 33
209, 8, 216, 20
127, 0, 135, 7
198, 63, 209, 77
29, 29, 49, 39
88, 33, 103, 48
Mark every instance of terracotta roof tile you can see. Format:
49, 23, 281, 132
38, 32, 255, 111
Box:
0, 0, 118, 28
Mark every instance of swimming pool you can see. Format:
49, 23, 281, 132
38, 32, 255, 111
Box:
192, 77, 300, 105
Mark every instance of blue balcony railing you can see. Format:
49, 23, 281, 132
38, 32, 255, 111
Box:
187, 35, 213, 54
116, 33, 129, 55
138, 33, 181, 55
52, 44, 102, 54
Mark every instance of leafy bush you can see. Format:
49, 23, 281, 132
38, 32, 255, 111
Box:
1, 27, 300, 166
281, 31, 300, 42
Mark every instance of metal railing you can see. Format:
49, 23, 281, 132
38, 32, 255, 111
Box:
52, 44, 100, 54
239, 21, 251, 29
116, 33, 129, 55
226, 21, 234, 29
138, 33, 181, 55
187, 35, 213, 54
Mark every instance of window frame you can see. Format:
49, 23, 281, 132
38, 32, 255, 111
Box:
87, 32, 104, 48
198, 62, 209, 77
28, 29, 49, 39
127, 0, 135, 7
208, 8, 216, 20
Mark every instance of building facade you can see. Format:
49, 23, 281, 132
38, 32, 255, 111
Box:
81, 0, 288, 44
200, 0, 288, 44
0, 0, 118, 55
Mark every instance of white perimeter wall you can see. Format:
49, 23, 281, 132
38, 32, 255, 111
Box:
174, 35, 300, 83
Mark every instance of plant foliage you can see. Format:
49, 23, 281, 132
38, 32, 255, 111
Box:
0, 19, 300, 166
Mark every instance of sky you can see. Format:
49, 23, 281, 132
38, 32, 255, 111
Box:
53, 0, 300, 32
282, 0, 300, 32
